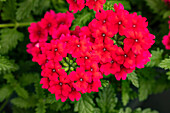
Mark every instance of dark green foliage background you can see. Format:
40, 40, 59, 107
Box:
0, 0, 170, 113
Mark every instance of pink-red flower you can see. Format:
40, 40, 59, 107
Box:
69, 67, 92, 93
66, 0, 85, 13
86, 0, 106, 12
162, 33, 170, 50
56, 11, 75, 28
52, 25, 70, 39
28, 22, 48, 43
39, 10, 57, 35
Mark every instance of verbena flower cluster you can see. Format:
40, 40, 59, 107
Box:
162, 17, 170, 50
66, 0, 106, 13
27, 3, 155, 102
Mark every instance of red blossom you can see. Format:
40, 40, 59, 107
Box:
39, 10, 58, 35
28, 22, 48, 43
66, 0, 85, 13
86, 0, 106, 12
162, 33, 170, 50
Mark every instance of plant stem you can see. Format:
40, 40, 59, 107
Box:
0, 22, 32, 28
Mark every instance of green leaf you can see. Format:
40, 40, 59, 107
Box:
0, 56, 18, 74
19, 73, 39, 86
118, 107, 132, 113
134, 108, 158, 113
46, 94, 56, 104
71, 8, 94, 30
0, 28, 24, 54
34, 81, 45, 98
144, 0, 166, 15
138, 77, 154, 101
96, 86, 118, 113
11, 97, 31, 108
48, 99, 71, 111
146, 48, 163, 67
1, 0, 16, 21
35, 101, 46, 113
3, 73, 16, 84
122, 81, 131, 106
0, 85, 13, 102
12, 106, 35, 113
159, 57, 170, 70
16, 0, 39, 20
32, 0, 50, 15
107, 1, 131, 10
141, 108, 158, 113
166, 71, 170, 80
74, 94, 95, 113
14, 84, 29, 99
127, 71, 139, 88
51, 0, 68, 12
119, 107, 158, 113
60, 103, 71, 111
163, 10, 170, 19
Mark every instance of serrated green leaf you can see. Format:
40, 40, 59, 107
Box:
52, 0, 68, 12
163, 10, 170, 19
3, 73, 16, 83
46, 94, 56, 104
159, 57, 170, 70
118, 107, 132, 113
141, 108, 158, 113
144, 0, 167, 15
19, 73, 39, 86
122, 81, 131, 106
33, 0, 50, 15
1, 0, 16, 21
12, 105, 35, 113
35, 102, 46, 113
34, 81, 45, 98
138, 78, 154, 101
74, 94, 95, 113
0, 85, 13, 102
96, 86, 117, 113
49, 101, 66, 111
166, 71, 170, 80
0, 28, 24, 54
0, 56, 18, 74
107, 1, 131, 10
60, 103, 71, 111
11, 97, 31, 108
93, 108, 101, 113
127, 71, 139, 88
16, 0, 39, 20
71, 8, 94, 30
15, 84, 29, 99
119, 107, 158, 113
146, 48, 163, 67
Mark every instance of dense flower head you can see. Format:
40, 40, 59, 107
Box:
27, 3, 155, 102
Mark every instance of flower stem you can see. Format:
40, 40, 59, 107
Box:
0, 22, 32, 28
